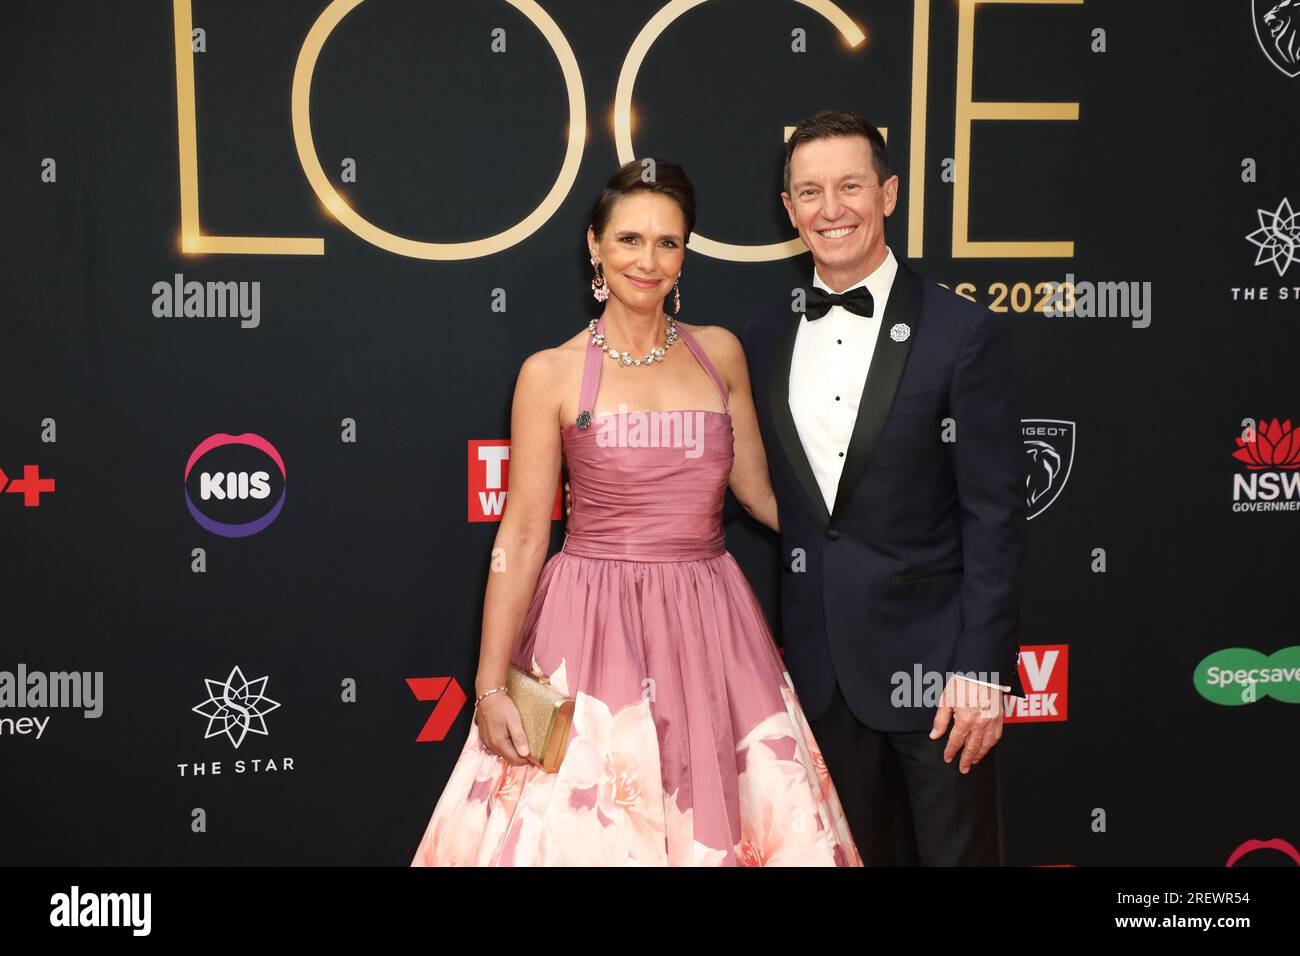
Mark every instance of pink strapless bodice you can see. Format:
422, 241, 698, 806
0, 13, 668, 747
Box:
560, 409, 735, 562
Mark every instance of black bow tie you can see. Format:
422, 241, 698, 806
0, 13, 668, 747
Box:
802, 284, 874, 320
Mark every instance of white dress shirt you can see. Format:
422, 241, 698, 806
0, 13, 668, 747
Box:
788, 246, 896, 515
788, 245, 1010, 697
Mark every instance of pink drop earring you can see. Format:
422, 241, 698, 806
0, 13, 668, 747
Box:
590, 256, 609, 303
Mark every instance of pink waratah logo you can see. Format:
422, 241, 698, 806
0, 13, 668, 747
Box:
1232, 418, 1300, 470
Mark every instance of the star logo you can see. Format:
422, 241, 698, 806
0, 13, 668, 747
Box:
1245, 198, 1300, 276
192, 665, 281, 749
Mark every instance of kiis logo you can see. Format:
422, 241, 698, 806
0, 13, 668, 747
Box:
185, 433, 286, 536
1230, 417, 1300, 512
1003, 645, 1068, 723
1226, 838, 1300, 866
1022, 419, 1075, 520
1193, 646, 1300, 705
467, 439, 562, 523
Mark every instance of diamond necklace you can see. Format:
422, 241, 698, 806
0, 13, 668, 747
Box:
587, 314, 679, 367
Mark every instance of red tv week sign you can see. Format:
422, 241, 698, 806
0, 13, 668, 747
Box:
1004, 644, 1068, 723
467, 439, 562, 523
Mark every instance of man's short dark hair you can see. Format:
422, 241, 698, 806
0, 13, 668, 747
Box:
783, 109, 892, 195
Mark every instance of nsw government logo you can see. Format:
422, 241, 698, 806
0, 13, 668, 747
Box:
1253, 0, 1300, 78
1023, 419, 1075, 520
184, 432, 286, 536
1230, 417, 1300, 512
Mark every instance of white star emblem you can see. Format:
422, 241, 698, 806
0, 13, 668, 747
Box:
890, 323, 911, 342
192, 665, 281, 749
1245, 198, 1300, 277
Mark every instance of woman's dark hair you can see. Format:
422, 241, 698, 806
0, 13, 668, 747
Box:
783, 109, 892, 194
589, 159, 696, 242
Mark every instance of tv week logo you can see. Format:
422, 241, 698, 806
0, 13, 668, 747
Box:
1004, 645, 1068, 723
467, 439, 562, 523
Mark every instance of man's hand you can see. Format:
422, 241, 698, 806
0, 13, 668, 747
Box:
563, 480, 572, 517
929, 675, 1004, 773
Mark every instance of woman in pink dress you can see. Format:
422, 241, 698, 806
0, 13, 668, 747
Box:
411, 160, 862, 866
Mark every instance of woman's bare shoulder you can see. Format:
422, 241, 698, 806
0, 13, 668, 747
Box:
513, 327, 589, 426
518, 326, 588, 372
677, 320, 742, 351
676, 321, 745, 377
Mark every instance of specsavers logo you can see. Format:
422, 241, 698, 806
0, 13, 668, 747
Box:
1193, 646, 1300, 705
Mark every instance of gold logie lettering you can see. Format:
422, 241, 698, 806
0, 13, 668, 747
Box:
172, 0, 1079, 263
951, 0, 1080, 259
614, 0, 868, 262
291, 0, 586, 260
172, 0, 323, 254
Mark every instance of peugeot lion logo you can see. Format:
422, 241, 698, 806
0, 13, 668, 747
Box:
1023, 419, 1076, 520
1254, 0, 1300, 78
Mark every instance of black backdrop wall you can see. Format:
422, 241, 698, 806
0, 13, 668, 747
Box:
2, 0, 1297, 866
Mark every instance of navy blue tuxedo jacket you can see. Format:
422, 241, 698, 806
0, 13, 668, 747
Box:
740, 259, 1027, 731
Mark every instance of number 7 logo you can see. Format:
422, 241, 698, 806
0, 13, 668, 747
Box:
406, 677, 469, 742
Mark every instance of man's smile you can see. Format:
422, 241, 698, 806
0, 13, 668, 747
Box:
817, 224, 859, 241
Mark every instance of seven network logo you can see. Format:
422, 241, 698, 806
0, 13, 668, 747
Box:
1194, 647, 1300, 705
1023, 419, 1075, 520
1253, 1, 1300, 78
184, 432, 286, 536
1230, 417, 1300, 512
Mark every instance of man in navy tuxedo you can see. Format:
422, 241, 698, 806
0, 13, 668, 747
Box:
741, 110, 1027, 865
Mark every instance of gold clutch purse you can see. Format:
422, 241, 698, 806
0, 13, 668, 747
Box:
505, 665, 575, 773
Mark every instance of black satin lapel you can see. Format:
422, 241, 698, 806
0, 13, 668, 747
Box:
768, 312, 832, 526
830, 262, 922, 522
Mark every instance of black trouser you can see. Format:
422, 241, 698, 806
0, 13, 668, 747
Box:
808, 679, 1005, 865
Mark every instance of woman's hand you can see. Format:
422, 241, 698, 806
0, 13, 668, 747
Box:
475, 692, 532, 766
471, 348, 563, 767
